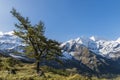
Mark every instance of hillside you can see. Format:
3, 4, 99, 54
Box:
0, 57, 116, 80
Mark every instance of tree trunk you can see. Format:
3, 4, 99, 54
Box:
36, 61, 40, 73
36, 61, 45, 76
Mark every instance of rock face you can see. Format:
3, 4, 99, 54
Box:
1, 31, 120, 75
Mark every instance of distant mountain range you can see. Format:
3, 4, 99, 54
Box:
61, 36, 120, 59
1, 31, 120, 76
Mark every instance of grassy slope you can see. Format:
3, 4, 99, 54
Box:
0, 65, 104, 80
0, 57, 119, 80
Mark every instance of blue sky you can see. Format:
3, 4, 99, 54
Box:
0, 0, 120, 42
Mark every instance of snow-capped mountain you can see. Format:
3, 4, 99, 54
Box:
0, 31, 25, 54
61, 36, 120, 58
1, 31, 120, 59
0, 31, 120, 59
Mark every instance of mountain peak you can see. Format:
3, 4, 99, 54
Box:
75, 37, 81, 42
0, 31, 14, 36
116, 38, 120, 43
0, 32, 3, 35
90, 36, 96, 41
4, 31, 14, 35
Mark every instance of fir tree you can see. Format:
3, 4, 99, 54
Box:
10, 8, 62, 75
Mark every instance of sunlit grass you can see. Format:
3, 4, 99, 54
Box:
0, 57, 119, 80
